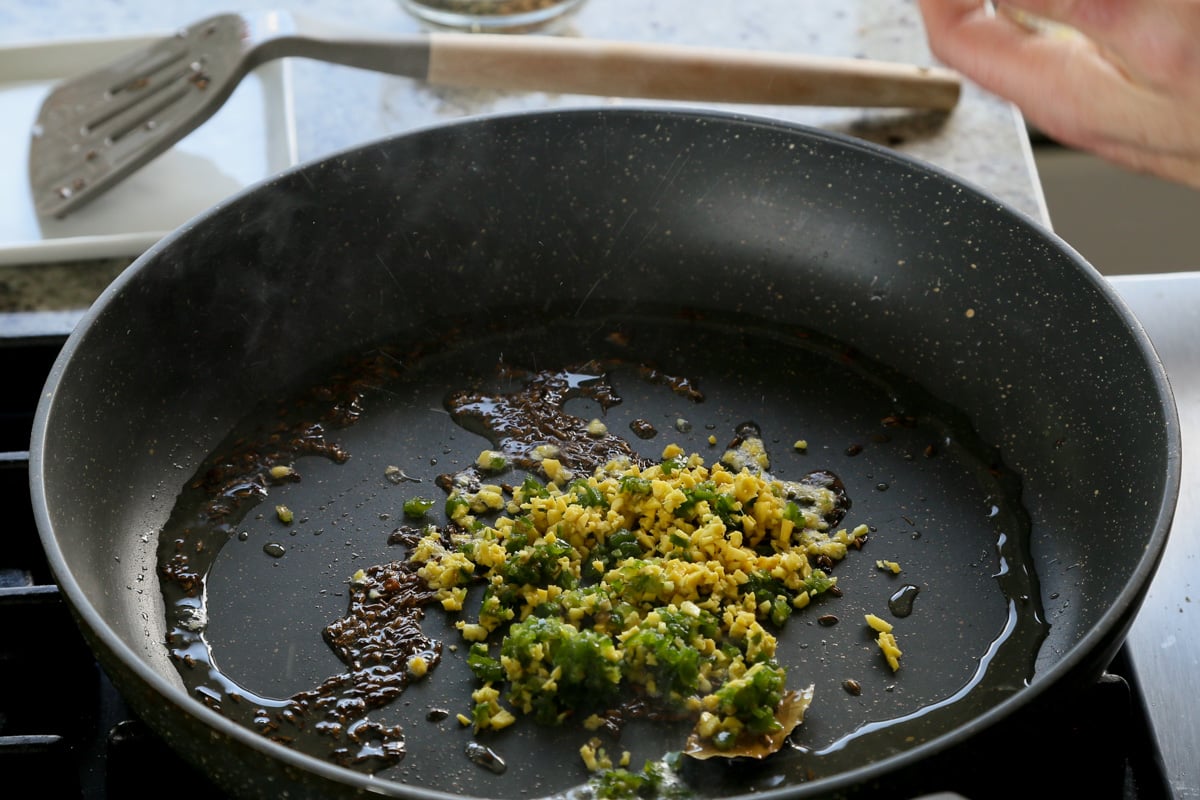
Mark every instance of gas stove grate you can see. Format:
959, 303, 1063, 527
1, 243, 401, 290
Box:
0, 331, 225, 798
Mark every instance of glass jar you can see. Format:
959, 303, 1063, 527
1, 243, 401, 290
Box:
400, 0, 588, 33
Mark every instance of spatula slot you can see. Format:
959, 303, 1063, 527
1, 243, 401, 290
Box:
107, 47, 189, 97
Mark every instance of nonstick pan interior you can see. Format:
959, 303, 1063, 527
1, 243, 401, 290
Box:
155, 309, 1044, 797
31, 108, 1178, 799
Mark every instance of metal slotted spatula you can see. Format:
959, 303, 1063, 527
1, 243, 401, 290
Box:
29, 10, 962, 219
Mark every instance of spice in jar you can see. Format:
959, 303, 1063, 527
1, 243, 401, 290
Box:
399, 0, 588, 33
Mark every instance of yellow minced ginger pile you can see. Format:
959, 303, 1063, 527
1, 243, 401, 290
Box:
408, 443, 869, 753
865, 613, 903, 672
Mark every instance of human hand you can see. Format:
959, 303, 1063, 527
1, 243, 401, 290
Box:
917, 0, 1200, 188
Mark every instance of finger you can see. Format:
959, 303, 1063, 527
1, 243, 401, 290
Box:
918, 1, 1198, 156
919, 0, 1200, 186
996, 0, 1144, 38
918, 0, 1127, 120
995, 0, 1200, 95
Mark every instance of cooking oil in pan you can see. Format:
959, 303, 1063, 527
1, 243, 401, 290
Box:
888, 584, 921, 617
155, 310, 1048, 798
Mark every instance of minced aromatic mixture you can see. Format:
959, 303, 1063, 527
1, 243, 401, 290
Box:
391, 432, 887, 767
161, 353, 906, 790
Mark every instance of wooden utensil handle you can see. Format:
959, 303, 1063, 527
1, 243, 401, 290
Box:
426, 34, 961, 110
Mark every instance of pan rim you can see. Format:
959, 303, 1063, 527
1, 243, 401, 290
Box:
28, 104, 1182, 799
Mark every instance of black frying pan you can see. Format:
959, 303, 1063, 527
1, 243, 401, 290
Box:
30, 108, 1178, 799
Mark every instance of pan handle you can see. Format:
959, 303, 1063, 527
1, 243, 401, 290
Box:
424, 33, 962, 110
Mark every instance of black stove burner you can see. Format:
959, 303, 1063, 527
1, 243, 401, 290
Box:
0, 327, 1172, 800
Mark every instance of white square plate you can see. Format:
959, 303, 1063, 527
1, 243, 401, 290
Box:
0, 34, 298, 266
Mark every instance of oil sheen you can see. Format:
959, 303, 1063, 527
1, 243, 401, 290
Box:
155, 311, 1048, 799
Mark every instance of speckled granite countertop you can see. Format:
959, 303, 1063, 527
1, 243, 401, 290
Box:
0, 0, 1048, 322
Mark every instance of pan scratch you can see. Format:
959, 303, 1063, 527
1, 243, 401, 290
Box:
366, 385, 404, 399
603, 146, 689, 262
690, 174, 721, 209
604, 197, 662, 256
376, 253, 404, 290
651, 149, 693, 211
574, 271, 611, 317
627, 219, 661, 260
606, 207, 641, 257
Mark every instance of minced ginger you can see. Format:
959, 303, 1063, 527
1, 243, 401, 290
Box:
408, 442, 870, 754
